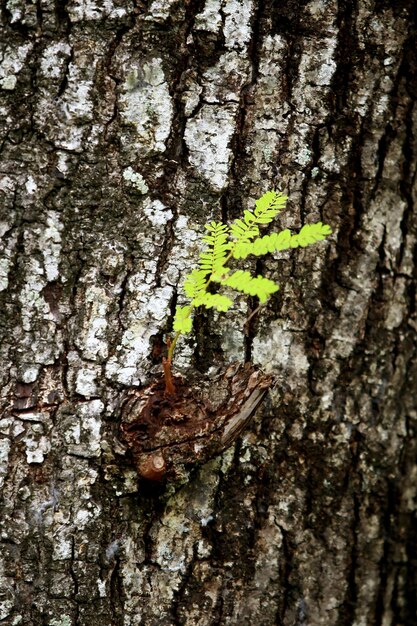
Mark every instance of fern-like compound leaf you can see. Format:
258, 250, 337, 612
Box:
219, 270, 279, 304
199, 221, 229, 274
193, 292, 233, 312
173, 305, 193, 333
168, 190, 331, 362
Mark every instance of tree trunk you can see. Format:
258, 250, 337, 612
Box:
1, 1, 416, 625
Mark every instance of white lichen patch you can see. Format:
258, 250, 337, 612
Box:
105, 283, 173, 385
294, 147, 312, 168
0, 229, 17, 292
203, 51, 250, 103
301, 36, 337, 86
153, 523, 189, 575
0, 43, 32, 87
52, 528, 73, 561
123, 167, 149, 194
30, 486, 59, 525
62, 75, 94, 120
0, 438, 11, 489
326, 291, 373, 362
138, 463, 221, 613
65, 400, 103, 458
74, 502, 101, 529
19, 257, 51, 332
291, 36, 337, 119
99, 241, 172, 361
39, 211, 63, 282
18, 334, 61, 372
19, 364, 40, 383
319, 132, 352, 173
258, 34, 287, 95
105, 539, 121, 562
73, 270, 112, 360
146, 0, 179, 21
382, 196, 407, 265
40, 42, 72, 80
304, 0, 338, 22
162, 214, 200, 286
252, 324, 310, 374
0, 595, 14, 621
0, 75, 17, 90
22, 426, 51, 464
219, 317, 246, 362
223, 0, 254, 50
49, 616, 72, 626
25, 175, 37, 194
67, 0, 127, 21
14, 217, 65, 365
76, 299, 109, 359
0, 173, 15, 195
75, 365, 99, 398
15, 411, 50, 424
181, 74, 203, 116
97, 578, 107, 597
194, 0, 222, 33
119, 540, 148, 623
76, 466, 99, 494
289, 122, 314, 168
143, 198, 173, 226
184, 104, 238, 191
244, 34, 289, 176
119, 58, 173, 156
0, 418, 12, 435
36, 63, 95, 150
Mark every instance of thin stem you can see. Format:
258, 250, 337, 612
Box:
243, 304, 263, 335
162, 357, 176, 395
163, 337, 176, 395
166, 333, 179, 362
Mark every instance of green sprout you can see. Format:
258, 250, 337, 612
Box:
163, 190, 332, 395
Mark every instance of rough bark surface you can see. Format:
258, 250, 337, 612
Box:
1, 1, 416, 625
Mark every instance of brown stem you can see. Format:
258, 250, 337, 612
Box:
163, 338, 176, 396
243, 304, 263, 335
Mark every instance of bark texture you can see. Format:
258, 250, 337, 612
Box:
1, 1, 416, 625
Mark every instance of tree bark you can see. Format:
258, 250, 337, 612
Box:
1, 1, 416, 625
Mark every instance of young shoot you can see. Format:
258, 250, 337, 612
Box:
163, 190, 332, 395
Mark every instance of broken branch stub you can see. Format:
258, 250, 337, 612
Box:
119, 362, 274, 481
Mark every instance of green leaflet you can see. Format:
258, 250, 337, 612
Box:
173, 305, 193, 333
171, 189, 332, 340
293, 222, 332, 247
183, 269, 210, 299
228, 190, 288, 245
193, 292, 233, 312
218, 270, 279, 304
254, 190, 288, 223
232, 223, 332, 259
199, 221, 229, 274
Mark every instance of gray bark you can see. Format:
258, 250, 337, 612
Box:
1, 1, 416, 625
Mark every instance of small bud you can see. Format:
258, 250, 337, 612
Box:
137, 453, 166, 481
